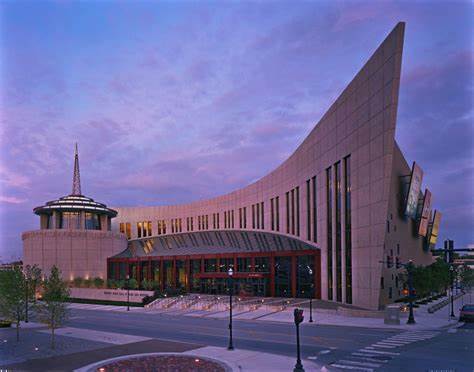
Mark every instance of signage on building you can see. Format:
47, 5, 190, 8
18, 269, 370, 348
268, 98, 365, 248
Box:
404, 162, 423, 219
418, 189, 432, 236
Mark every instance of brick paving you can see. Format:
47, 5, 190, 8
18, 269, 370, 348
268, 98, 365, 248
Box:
97, 355, 226, 372
2, 338, 201, 371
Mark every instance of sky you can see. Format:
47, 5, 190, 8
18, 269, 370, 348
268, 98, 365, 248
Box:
0, 0, 472, 262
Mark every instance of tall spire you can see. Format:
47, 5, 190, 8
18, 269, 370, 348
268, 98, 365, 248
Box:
72, 143, 82, 195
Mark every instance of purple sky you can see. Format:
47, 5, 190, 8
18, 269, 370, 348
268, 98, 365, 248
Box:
1, 1, 473, 262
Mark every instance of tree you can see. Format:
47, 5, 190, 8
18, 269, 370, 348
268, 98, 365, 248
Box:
24, 264, 42, 322
35, 266, 70, 349
459, 264, 474, 292
0, 266, 26, 341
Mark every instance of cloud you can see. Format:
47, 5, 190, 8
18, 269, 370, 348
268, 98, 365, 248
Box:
0, 195, 27, 204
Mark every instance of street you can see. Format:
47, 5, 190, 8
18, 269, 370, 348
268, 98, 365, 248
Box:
63, 306, 473, 371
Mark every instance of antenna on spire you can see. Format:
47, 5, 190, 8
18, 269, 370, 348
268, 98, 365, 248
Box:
72, 143, 82, 195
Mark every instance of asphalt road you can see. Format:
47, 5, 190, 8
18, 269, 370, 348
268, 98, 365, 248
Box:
65, 307, 473, 371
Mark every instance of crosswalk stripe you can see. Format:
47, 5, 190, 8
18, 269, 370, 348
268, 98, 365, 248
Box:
351, 353, 389, 362
330, 364, 373, 371
360, 348, 400, 356
389, 336, 430, 342
380, 340, 409, 345
374, 341, 407, 346
339, 359, 381, 368
372, 344, 397, 349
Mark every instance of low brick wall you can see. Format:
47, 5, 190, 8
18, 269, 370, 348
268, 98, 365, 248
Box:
337, 306, 384, 318
70, 288, 154, 303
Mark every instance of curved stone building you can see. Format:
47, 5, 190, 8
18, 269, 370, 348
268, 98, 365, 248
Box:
22, 145, 127, 280
22, 23, 438, 310
110, 23, 436, 310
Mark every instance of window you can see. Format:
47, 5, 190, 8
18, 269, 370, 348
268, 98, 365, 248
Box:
119, 223, 125, 234
85, 213, 100, 230
204, 259, 217, 272
344, 155, 352, 303
255, 257, 269, 273
252, 205, 256, 229
381, 277, 384, 289
271, 198, 275, 231
312, 176, 317, 242
237, 257, 251, 272
243, 207, 247, 228
296, 187, 300, 236
61, 212, 81, 229
231, 210, 234, 228
326, 166, 333, 300
239, 208, 243, 229
260, 202, 264, 230
291, 189, 295, 235
389, 287, 393, 299
306, 180, 311, 240
157, 220, 166, 235
286, 192, 290, 233
335, 161, 342, 302
125, 223, 131, 239
275, 196, 279, 231
397, 243, 400, 255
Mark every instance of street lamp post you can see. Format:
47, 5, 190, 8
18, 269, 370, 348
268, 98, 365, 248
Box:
24, 276, 29, 323
126, 274, 130, 311
406, 261, 415, 324
450, 265, 455, 318
307, 266, 313, 323
228, 267, 234, 350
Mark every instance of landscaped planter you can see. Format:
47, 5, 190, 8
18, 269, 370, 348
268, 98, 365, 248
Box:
70, 287, 153, 303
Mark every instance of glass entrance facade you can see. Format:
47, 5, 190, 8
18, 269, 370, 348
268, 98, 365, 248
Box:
108, 250, 321, 299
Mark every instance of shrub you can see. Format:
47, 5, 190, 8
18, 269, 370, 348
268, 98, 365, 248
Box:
116, 280, 125, 289
93, 277, 105, 288
141, 279, 154, 291
128, 278, 138, 290
73, 277, 83, 288
0, 320, 12, 328
107, 279, 117, 289
83, 279, 92, 288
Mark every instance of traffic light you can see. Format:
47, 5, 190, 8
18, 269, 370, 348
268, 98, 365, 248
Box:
444, 240, 454, 263
294, 308, 304, 325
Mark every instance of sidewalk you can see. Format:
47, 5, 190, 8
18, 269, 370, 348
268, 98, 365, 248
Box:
256, 292, 469, 331
183, 346, 321, 372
